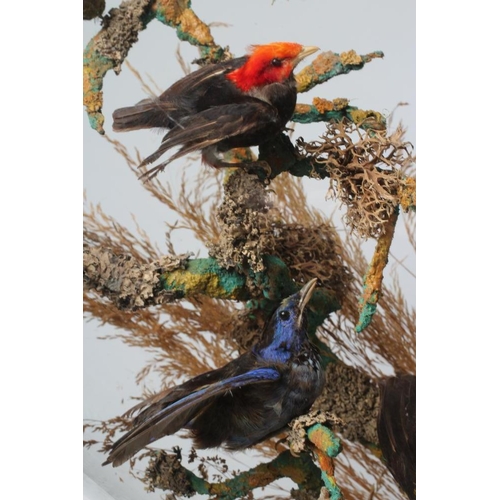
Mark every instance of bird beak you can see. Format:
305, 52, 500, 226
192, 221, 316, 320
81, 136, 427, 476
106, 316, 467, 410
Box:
293, 46, 320, 67
297, 278, 317, 323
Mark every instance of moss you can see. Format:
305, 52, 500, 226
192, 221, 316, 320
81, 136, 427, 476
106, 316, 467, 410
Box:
313, 362, 380, 444
143, 450, 196, 496
209, 169, 272, 278
94, 0, 150, 63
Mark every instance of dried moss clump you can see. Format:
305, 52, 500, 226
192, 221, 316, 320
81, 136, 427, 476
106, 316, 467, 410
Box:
210, 167, 351, 292
143, 449, 195, 496
298, 122, 414, 238
83, 246, 189, 309
271, 222, 351, 297
313, 362, 380, 444
95, 0, 150, 68
209, 169, 272, 277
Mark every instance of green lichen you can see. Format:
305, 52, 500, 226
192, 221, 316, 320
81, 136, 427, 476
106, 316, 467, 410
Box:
355, 300, 378, 333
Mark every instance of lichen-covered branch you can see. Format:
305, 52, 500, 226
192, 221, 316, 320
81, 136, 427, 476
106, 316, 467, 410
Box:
84, 246, 341, 316
83, 246, 190, 308
356, 207, 400, 333
313, 363, 380, 446
145, 414, 346, 499
308, 424, 343, 499
295, 50, 384, 94
144, 449, 323, 498
293, 98, 386, 131
83, 0, 227, 133
143, 415, 349, 499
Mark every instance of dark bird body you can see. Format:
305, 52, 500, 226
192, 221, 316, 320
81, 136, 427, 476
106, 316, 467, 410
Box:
104, 279, 324, 467
112, 43, 319, 179
377, 374, 416, 500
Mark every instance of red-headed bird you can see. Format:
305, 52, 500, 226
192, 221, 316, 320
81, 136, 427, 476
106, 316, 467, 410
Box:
112, 42, 319, 179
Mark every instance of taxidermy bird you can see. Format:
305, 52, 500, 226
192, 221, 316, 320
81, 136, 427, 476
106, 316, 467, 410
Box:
377, 374, 416, 500
103, 278, 325, 467
112, 42, 319, 179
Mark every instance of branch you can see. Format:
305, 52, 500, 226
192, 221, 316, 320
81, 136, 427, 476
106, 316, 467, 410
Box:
295, 50, 384, 94
356, 206, 399, 332
144, 449, 324, 498
142, 415, 349, 498
308, 424, 344, 500
84, 246, 341, 314
293, 98, 386, 131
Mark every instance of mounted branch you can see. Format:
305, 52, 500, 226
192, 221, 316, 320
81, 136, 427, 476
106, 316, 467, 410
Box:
83, 246, 341, 317
143, 448, 324, 498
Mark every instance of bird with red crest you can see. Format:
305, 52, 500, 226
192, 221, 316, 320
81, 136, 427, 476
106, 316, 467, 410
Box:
112, 42, 319, 179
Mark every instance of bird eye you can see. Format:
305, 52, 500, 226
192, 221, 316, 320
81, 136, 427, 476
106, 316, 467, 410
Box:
271, 58, 282, 67
279, 310, 290, 321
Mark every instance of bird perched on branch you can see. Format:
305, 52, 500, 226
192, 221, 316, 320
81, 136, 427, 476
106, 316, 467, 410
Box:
103, 279, 324, 467
112, 42, 319, 180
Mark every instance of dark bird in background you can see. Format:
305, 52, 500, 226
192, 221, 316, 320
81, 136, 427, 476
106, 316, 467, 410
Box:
103, 279, 325, 467
112, 42, 319, 180
377, 374, 416, 500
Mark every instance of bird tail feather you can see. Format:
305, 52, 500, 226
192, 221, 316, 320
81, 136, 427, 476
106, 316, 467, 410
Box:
112, 99, 176, 132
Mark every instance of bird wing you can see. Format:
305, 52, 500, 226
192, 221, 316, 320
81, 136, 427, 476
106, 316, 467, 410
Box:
160, 57, 246, 98
103, 367, 280, 467
112, 58, 246, 132
122, 367, 230, 421
138, 100, 280, 179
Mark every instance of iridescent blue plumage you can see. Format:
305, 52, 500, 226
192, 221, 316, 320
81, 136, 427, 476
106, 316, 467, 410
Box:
103, 278, 325, 467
